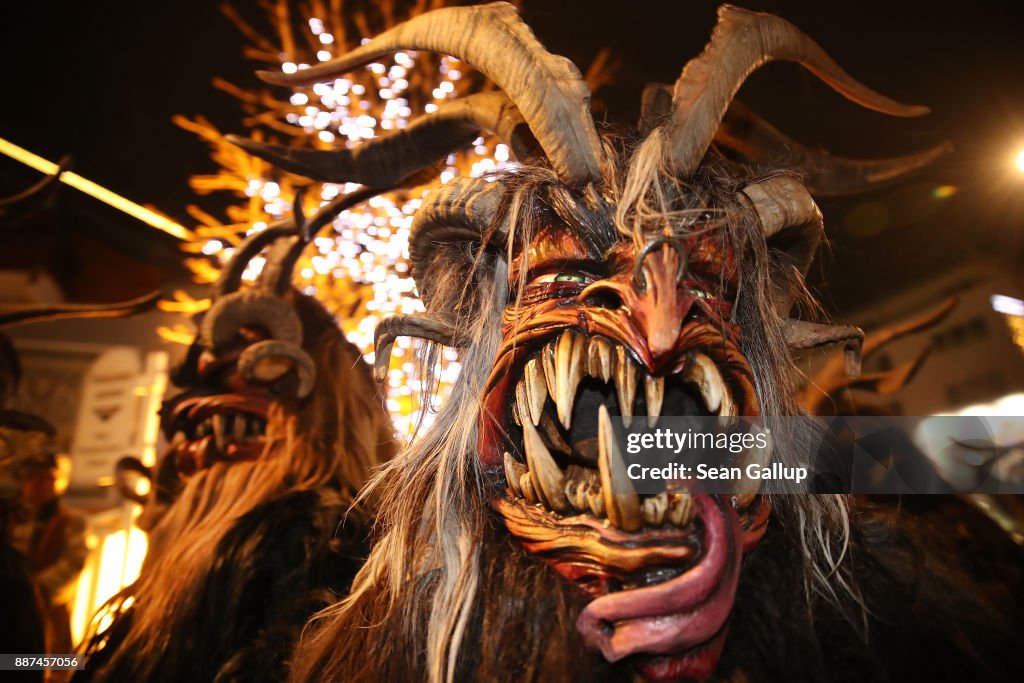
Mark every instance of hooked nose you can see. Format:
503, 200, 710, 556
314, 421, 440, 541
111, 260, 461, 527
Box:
578, 236, 695, 369
633, 236, 687, 292
632, 237, 692, 360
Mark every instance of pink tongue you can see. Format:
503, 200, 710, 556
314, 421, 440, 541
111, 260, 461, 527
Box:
576, 495, 742, 662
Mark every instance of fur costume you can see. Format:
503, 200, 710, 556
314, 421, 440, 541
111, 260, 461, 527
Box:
234, 3, 1022, 681
77, 221, 397, 682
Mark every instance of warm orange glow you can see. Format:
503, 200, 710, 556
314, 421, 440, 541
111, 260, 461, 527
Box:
0, 137, 193, 241
1015, 148, 1024, 174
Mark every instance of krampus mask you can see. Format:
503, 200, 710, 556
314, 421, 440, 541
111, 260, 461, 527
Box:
78, 201, 397, 682
237, 3, 959, 681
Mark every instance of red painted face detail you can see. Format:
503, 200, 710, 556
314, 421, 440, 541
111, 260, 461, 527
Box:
159, 324, 275, 481
483, 219, 769, 682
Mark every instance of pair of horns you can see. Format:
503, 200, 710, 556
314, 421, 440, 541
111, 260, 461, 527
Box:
243, 3, 944, 195
200, 186, 383, 398
236, 2, 945, 372
251, 2, 601, 186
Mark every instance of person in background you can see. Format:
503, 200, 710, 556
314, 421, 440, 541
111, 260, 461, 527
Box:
3, 416, 88, 656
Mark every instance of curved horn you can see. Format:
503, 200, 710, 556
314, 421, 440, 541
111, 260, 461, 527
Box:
667, 4, 929, 176
408, 177, 507, 302
256, 2, 603, 185
738, 174, 823, 276
0, 157, 71, 212
0, 291, 160, 329
212, 223, 298, 297
784, 319, 864, 377
228, 92, 537, 186
200, 290, 303, 349
237, 340, 316, 398
373, 314, 469, 382
717, 102, 952, 196
257, 186, 388, 296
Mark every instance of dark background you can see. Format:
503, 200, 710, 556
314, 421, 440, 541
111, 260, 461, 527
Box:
1, 0, 1022, 311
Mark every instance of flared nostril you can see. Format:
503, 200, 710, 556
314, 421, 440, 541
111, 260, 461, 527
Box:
581, 288, 624, 310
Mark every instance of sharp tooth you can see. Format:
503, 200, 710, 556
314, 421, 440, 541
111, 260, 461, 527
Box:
172, 431, 186, 446
520, 473, 538, 504
213, 415, 227, 451
513, 382, 527, 426
687, 353, 727, 415
667, 492, 695, 527
541, 342, 558, 404
645, 375, 664, 427
597, 405, 642, 531
538, 412, 572, 454
233, 415, 246, 439
735, 426, 771, 501
554, 331, 584, 429
587, 337, 613, 382
614, 348, 638, 427
523, 358, 547, 426
642, 493, 668, 526
522, 417, 571, 513
504, 452, 526, 497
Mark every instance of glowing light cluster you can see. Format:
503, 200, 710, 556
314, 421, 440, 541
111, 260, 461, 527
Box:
180, 4, 511, 436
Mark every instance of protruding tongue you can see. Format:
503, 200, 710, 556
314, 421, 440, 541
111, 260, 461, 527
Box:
576, 494, 742, 664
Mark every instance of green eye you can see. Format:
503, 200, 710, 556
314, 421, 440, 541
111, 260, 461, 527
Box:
553, 273, 588, 283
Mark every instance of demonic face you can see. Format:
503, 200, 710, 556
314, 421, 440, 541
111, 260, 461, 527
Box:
241, 4, 942, 680
124, 232, 321, 523
480, 211, 771, 680
159, 325, 274, 479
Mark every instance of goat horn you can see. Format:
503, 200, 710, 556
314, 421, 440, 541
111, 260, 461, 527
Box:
0, 291, 160, 329
201, 290, 303, 350
373, 314, 468, 382
213, 223, 297, 297
237, 340, 316, 398
256, 2, 603, 185
784, 319, 864, 377
408, 177, 508, 304
228, 92, 537, 187
668, 4, 929, 176
717, 101, 952, 196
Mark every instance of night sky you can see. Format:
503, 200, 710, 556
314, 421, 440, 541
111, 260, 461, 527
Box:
2, 0, 1022, 313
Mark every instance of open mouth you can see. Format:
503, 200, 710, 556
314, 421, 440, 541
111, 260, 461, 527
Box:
489, 328, 767, 680
497, 329, 749, 528
162, 393, 271, 475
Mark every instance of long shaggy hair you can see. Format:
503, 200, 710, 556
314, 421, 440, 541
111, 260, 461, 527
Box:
78, 294, 396, 682
290, 139, 1021, 682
